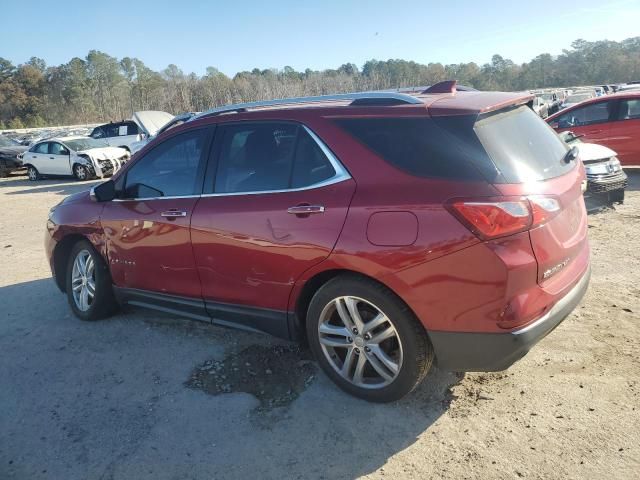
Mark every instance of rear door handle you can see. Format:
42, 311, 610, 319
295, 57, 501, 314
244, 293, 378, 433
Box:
161, 210, 188, 218
287, 205, 325, 215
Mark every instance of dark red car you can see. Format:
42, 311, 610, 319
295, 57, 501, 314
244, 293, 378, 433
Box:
46, 82, 590, 402
547, 90, 640, 166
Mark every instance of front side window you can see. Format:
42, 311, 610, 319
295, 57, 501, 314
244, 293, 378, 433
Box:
213, 123, 336, 194
555, 101, 613, 128
49, 142, 68, 155
122, 129, 208, 199
32, 142, 49, 154
91, 127, 105, 139
618, 99, 640, 120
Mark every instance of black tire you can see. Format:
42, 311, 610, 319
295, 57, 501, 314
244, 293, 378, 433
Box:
27, 166, 39, 181
306, 274, 433, 402
65, 240, 118, 321
73, 164, 90, 181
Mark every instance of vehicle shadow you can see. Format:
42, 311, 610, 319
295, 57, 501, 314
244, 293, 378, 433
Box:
0, 277, 462, 479
1, 174, 100, 196
624, 169, 640, 192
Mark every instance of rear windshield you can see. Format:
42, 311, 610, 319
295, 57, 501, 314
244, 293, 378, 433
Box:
474, 106, 572, 182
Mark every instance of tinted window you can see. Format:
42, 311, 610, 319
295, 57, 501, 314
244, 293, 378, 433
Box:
49, 142, 68, 155
214, 123, 335, 194
123, 129, 208, 199
335, 117, 484, 180
103, 124, 120, 137
475, 106, 571, 182
33, 142, 49, 154
91, 127, 105, 139
291, 129, 335, 188
555, 101, 613, 127
618, 99, 640, 120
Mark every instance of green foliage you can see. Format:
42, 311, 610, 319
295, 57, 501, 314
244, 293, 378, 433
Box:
1, 37, 639, 129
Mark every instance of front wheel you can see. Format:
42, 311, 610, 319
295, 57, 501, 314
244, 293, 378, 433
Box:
27, 166, 39, 181
73, 164, 90, 181
65, 241, 118, 321
306, 275, 433, 402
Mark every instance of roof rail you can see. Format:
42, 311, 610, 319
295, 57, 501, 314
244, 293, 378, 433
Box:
192, 91, 424, 120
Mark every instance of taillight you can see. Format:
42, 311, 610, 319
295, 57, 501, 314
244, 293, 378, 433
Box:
447, 196, 561, 240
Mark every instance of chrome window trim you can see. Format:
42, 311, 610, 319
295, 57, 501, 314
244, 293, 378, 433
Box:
113, 124, 351, 202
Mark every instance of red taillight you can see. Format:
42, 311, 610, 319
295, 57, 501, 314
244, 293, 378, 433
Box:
447, 196, 561, 240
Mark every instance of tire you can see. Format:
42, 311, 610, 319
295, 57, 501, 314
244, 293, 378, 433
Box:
65, 240, 118, 321
73, 164, 90, 181
306, 274, 433, 402
27, 166, 39, 181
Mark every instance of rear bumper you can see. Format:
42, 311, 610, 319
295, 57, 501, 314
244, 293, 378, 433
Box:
429, 265, 591, 372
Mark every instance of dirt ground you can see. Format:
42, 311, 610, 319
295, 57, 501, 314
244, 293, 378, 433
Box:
1, 172, 639, 480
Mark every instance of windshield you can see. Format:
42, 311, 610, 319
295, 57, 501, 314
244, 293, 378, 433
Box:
474, 106, 572, 183
567, 94, 591, 103
0, 136, 19, 147
64, 137, 109, 151
541, 94, 554, 101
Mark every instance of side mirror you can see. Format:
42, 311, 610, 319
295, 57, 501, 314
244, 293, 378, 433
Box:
90, 179, 116, 202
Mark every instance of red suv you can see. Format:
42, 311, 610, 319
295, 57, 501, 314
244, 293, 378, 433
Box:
45, 82, 590, 402
547, 90, 640, 166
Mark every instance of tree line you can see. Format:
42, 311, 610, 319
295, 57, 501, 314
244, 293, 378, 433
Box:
1, 37, 639, 129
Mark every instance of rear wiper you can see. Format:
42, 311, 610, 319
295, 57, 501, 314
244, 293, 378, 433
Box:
562, 146, 579, 164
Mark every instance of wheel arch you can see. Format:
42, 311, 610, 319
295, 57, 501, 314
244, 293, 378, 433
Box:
292, 268, 427, 342
53, 234, 96, 292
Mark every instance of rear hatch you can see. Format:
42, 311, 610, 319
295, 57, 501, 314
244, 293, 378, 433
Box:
472, 106, 589, 290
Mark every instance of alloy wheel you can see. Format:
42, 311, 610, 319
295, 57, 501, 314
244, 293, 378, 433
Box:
28, 168, 37, 181
317, 296, 403, 389
71, 249, 95, 311
75, 165, 87, 180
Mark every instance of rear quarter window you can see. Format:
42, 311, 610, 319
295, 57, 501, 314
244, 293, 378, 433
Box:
334, 117, 484, 181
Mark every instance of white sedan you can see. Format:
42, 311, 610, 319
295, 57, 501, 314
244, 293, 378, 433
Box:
23, 136, 130, 181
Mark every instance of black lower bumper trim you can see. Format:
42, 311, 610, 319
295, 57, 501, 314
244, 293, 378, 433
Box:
429, 266, 591, 372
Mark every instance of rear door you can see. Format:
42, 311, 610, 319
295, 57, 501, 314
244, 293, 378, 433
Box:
101, 126, 213, 303
475, 106, 589, 290
190, 121, 355, 336
606, 98, 640, 166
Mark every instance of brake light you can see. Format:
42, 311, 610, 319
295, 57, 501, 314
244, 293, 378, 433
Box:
447, 196, 561, 240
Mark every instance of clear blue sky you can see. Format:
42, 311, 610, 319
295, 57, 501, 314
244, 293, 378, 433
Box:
4, 0, 640, 76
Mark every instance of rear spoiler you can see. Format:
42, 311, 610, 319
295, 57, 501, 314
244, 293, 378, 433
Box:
428, 91, 535, 117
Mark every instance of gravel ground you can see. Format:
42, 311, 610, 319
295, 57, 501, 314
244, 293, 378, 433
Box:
1, 172, 639, 480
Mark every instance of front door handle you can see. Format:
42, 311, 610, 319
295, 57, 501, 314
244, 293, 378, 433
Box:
161, 210, 188, 218
287, 205, 325, 216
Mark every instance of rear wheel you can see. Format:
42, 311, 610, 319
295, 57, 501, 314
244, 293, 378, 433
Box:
65, 240, 118, 321
27, 166, 39, 181
307, 275, 433, 402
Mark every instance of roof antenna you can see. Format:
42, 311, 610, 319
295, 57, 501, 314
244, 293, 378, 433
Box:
423, 80, 457, 94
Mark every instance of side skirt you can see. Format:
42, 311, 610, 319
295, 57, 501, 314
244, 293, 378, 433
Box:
113, 286, 294, 340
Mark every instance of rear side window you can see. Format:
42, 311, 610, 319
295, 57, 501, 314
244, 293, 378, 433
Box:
474, 106, 571, 182
618, 99, 640, 120
213, 123, 336, 194
335, 117, 484, 180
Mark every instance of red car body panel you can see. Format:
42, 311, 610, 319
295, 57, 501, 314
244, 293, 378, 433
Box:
547, 91, 640, 166
190, 179, 356, 312
100, 198, 203, 298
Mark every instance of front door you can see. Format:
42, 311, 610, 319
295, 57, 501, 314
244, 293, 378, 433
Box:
101, 126, 213, 307
48, 142, 72, 175
551, 99, 614, 146
190, 121, 356, 337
